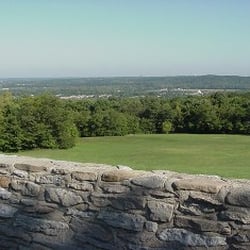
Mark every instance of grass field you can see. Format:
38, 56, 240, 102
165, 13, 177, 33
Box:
18, 134, 250, 179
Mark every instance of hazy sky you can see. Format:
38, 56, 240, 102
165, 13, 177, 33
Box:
0, 0, 250, 77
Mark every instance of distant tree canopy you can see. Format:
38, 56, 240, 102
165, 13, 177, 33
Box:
0, 92, 249, 152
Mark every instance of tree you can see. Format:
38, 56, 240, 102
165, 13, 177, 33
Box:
0, 103, 23, 152
162, 121, 173, 134
34, 94, 78, 149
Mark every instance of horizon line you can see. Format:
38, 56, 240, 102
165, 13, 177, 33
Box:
1, 74, 250, 79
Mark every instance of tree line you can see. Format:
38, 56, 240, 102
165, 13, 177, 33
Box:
0, 92, 249, 152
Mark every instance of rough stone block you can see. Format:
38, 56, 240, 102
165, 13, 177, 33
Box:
68, 182, 94, 191
71, 218, 115, 249
66, 208, 96, 218
20, 198, 37, 206
0, 163, 10, 168
0, 203, 17, 218
147, 200, 174, 222
11, 180, 41, 196
14, 215, 69, 236
98, 209, 146, 232
0, 187, 12, 200
132, 175, 166, 189
13, 169, 29, 179
71, 171, 97, 181
158, 228, 227, 247
23, 201, 58, 214
145, 221, 158, 233
101, 170, 144, 182
226, 185, 250, 208
100, 183, 130, 194
219, 206, 250, 224
90, 192, 114, 207
51, 168, 70, 175
45, 187, 83, 206
0, 169, 9, 175
111, 196, 146, 210
189, 191, 223, 206
174, 216, 231, 235
35, 175, 66, 185
173, 177, 226, 194
14, 163, 48, 172
148, 190, 175, 199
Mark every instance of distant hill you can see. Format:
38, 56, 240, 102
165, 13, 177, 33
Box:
1, 75, 250, 97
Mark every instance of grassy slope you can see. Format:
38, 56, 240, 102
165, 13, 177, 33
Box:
18, 134, 250, 179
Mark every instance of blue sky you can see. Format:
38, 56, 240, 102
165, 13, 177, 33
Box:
0, 0, 250, 77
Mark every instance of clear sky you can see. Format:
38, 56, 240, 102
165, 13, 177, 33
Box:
0, 0, 250, 77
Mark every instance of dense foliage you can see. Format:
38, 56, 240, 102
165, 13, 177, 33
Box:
0, 93, 78, 152
0, 92, 249, 152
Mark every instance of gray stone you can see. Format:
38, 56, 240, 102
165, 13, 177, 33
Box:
67, 182, 94, 191
219, 206, 250, 224
226, 185, 250, 208
164, 177, 179, 193
179, 204, 203, 216
8, 195, 20, 204
0, 203, 17, 218
45, 187, 83, 206
71, 218, 114, 249
15, 215, 69, 236
13, 169, 29, 179
147, 200, 174, 222
51, 168, 70, 175
98, 209, 146, 232
232, 233, 250, 244
111, 196, 146, 210
11, 180, 41, 196
101, 169, 144, 182
173, 177, 226, 194
145, 221, 158, 233
158, 228, 227, 247
90, 192, 113, 207
73, 203, 89, 211
148, 190, 175, 199
0, 224, 32, 244
100, 183, 130, 193
0, 163, 11, 168
0, 169, 9, 175
35, 175, 65, 185
132, 175, 165, 189
70, 218, 112, 240
20, 198, 37, 206
23, 201, 58, 214
189, 191, 223, 206
174, 216, 231, 235
14, 163, 48, 172
0, 187, 12, 199
66, 208, 96, 218
71, 171, 97, 181
117, 230, 173, 249
25, 181, 41, 196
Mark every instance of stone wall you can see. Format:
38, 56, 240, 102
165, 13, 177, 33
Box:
0, 154, 250, 250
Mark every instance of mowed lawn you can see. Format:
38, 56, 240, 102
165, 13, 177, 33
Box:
18, 134, 250, 179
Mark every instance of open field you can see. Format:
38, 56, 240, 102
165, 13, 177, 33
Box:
18, 134, 250, 179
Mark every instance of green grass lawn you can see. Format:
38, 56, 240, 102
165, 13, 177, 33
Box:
18, 134, 250, 179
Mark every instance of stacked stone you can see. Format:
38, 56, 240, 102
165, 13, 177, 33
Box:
0, 154, 249, 250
